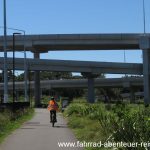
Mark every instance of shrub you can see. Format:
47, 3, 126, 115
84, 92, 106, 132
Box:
102, 105, 150, 150
64, 99, 150, 150
0, 108, 34, 131
65, 103, 89, 116
0, 113, 10, 132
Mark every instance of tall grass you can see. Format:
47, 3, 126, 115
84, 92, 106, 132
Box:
64, 99, 150, 150
0, 108, 34, 143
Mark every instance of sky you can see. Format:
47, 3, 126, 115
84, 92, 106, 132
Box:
0, 0, 149, 77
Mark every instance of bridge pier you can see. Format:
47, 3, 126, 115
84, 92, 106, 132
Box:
87, 77, 95, 103
40, 89, 43, 98
140, 37, 150, 105
142, 50, 150, 105
34, 52, 41, 107
82, 73, 99, 103
130, 87, 135, 103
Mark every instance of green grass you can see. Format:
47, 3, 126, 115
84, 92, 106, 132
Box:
64, 101, 111, 150
66, 116, 110, 150
0, 108, 35, 143
64, 98, 150, 150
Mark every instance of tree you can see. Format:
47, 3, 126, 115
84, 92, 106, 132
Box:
15, 71, 73, 81
81, 72, 105, 79
40, 71, 72, 80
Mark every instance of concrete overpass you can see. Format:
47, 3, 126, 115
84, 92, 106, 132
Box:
0, 57, 143, 104
0, 57, 143, 74
0, 78, 143, 90
0, 33, 150, 104
0, 33, 148, 52
0, 78, 143, 103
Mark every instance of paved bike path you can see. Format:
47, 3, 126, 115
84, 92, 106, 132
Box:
0, 109, 83, 150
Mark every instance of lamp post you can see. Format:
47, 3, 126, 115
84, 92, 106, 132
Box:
0, 26, 28, 102
12, 31, 28, 102
3, 0, 8, 103
143, 0, 146, 34
123, 50, 127, 77
11, 29, 28, 102
22, 31, 28, 102
124, 50, 126, 63
2, 0, 27, 103
13, 33, 21, 103
141, 0, 146, 63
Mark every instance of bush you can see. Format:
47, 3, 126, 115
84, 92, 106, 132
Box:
65, 103, 89, 116
0, 113, 10, 132
41, 95, 49, 105
0, 108, 34, 133
110, 107, 150, 149
98, 104, 150, 150
64, 99, 150, 150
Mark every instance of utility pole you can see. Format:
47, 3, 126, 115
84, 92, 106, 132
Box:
3, 0, 8, 103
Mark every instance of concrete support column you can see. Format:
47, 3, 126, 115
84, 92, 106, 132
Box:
16, 91, 19, 102
143, 50, 150, 105
34, 52, 41, 107
82, 73, 98, 103
130, 87, 135, 103
40, 89, 43, 98
140, 36, 150, 105
88, 77, 95, 103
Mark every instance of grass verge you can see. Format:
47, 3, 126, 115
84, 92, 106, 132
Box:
0, 108, 35, 143
63, 99, 150, 150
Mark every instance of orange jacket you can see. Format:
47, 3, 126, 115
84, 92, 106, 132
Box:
47, 100, 59, 111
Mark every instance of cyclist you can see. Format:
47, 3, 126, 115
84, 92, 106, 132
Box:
47, 97, 59, 123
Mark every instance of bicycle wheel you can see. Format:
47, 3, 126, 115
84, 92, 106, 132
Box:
52, 121, 54, 127
52, 113, 55, 127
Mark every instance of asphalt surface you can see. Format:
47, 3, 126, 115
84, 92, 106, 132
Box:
0, 109, 83, 150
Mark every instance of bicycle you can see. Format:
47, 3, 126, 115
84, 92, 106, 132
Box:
50, 111, 57, 127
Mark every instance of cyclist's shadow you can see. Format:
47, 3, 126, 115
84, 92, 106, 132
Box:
53, 124, 68, 128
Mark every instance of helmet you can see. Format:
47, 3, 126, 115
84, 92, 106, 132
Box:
51, 97, 55, 100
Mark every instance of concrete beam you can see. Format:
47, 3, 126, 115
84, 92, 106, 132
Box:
0, 58, 143, 75
0, 33, 149, 52
0, 77, 143, 90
